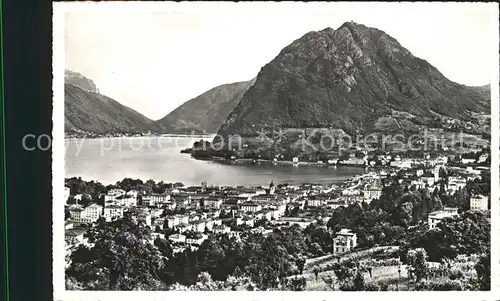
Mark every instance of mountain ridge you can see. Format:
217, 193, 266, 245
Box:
64, 73, 153, 134
217, 21, 490, 139
151, 78, 256, 134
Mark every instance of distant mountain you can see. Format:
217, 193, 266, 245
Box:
65, 72, 152, 134
64, 69, 98, 93
217, 22, 490, 138
152, 79, 256, 134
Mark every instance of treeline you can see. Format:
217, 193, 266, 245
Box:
66, 217, 331, 291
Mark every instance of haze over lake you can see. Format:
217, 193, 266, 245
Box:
65, 136, 364, 186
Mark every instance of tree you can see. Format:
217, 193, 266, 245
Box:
197, 235, 226, 280
154, 237, 173, 258
431, 196, 443, 212
475, 252, 490, 291
66, 218, 165, 290
309, 242, 325, 256
332, 260, 356, 285
413, 211, 490, 262
312, 265, 320, 281
406, 248, 428, 282
353, 270, 365, 290
296, 257, 306, 275
232, 266, 244, 278
395, 202, 413, 227
288, 276, 307, 291
321, 275, 336, 290
65, 277, 84, 290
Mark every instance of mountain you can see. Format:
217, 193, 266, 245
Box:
217, 22, 490, 139
152, 79, 256, 134
65, 69, 98, 93
65, 71, 152, 134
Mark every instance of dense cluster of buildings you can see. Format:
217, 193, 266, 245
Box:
64, 150, 490, 263
65, 181, 292, 254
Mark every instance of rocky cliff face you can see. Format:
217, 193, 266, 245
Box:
64, 69, 98, 93
217, 22, 490, 138
152, 79, 256, 134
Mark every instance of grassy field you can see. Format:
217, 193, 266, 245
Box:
304, 246, 399, 270
294, 246, 415, 291
298, 263, 411, 291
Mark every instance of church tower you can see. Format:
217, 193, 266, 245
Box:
434, 165, 444, 183
269, 181, 275, 195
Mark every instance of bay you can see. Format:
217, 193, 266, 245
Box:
64, 136, 364, 186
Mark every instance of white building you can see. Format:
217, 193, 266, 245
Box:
477, 154, 489, 163
470, 195, 488, 211
333, 228, 357, 254
168, 234, 186, 244
204, 198, 223, 209
150, 193, 171, 204
306, 195, 331, 207
85, 204, 103, 221
342, 188, 361, 196
186, 234, 207, 245
428, 207, 459, 229
69, 204, 102, 223
137, 212, 152, 227
434, 165, 444, 182
166, 215, 189, 228
104, 205, 125, 222
240, 202, 262, 212
115, 195, 137, 207
363, 185, 382, 202
327, 200, 346, 210
447, 177, 467, 194
461, 158, 476, 165
104, 189, 126, 204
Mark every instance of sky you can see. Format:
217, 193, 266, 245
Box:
63, 2, 497, 121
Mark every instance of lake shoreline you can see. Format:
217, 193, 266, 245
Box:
65, 136, 366, 187
193, 155, 368, 168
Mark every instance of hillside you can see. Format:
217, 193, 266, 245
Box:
217, 22, 490, 139
152, 79, 256, 134
64, 83, 153, 134
469, 85, 491, 106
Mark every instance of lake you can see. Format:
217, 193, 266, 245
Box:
64, 136, 365, 186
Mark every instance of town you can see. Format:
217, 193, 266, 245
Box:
64, 149, 490, 291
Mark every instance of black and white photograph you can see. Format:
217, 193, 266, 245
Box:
52, 2, 499, 298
